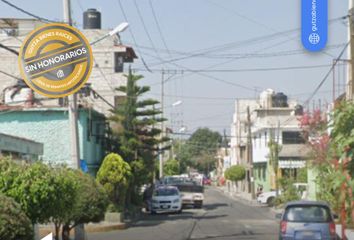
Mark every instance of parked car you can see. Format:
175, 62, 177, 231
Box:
276, 201, 337, 240
174, 183, 204, 208
203, 177, 211, 185
257, 183, 308, 206
151, 186, 182, 214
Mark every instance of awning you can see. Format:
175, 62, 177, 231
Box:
278, 160, 306, 169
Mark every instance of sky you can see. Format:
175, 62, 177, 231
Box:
0, 0, 350, 135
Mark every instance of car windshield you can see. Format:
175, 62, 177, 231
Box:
284, 205, 332, 223
154, 188, 179, 196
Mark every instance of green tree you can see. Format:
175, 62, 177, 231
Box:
0, 160, 76, 225
176, 128, 222, 174
163, 159, 180, 176
224, 165, 246, 182
97, 153, 131, 210
0, 194, 33, 240
111, 69, 169, 203
60, 170, 109, 240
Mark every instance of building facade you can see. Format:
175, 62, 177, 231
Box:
229, 89, 308, 197
0, 106, 107, 175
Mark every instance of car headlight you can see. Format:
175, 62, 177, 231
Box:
173, 198, 180, 203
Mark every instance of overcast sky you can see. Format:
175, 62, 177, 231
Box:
0, 0, 349, 135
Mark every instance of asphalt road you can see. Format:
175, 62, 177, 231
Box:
88, 187, 279, 240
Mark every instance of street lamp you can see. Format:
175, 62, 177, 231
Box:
172, 100, 182, 107
90, 22, 129, 46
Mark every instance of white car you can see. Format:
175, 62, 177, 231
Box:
257, 183, 308, 206
151, 186, 182, 214
257, 190, 280, 205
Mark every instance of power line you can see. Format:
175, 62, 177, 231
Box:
303, 41, 350, 105
148, 0, 171, 58
116, 0, 152, 72
132, 16, 346, 68
0, 0, 58, 23
134, 63, 334, 73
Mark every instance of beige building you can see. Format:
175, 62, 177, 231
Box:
0, 14, 136, 116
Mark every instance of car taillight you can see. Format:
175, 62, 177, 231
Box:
329, 222, 336, 236
280, 220, 287, 234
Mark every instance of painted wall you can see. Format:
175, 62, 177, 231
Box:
0, 108, 105, 174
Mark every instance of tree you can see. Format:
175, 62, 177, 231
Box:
0, 194, 33, 240
60, 170, 109, 240
111, 69, 169, 203
224, 165, 246, 182
300, 105, 354, 238
96, 153, 131, 210
0, 160, 77, 225
176, 128, 222, 174
163, 159, 180, 176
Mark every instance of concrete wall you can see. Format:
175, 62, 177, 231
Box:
0, 108, 105, 174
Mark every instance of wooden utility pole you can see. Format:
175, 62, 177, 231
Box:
347, 0, 354, 100
246, 106, 255, 199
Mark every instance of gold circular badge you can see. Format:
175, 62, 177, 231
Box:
18, 23, 93, 98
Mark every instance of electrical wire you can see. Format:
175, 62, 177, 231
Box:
117, 0, 152, 73
0, 0, 58, 23
148, 0, 171, 58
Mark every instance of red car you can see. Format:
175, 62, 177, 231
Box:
203, 177, 211, 185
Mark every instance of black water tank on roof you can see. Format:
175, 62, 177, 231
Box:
83, 9, 101, 29
294, 104, 304, 115
272, 92, 288, 107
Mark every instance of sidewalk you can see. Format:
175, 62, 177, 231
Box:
217, 185, 260, 206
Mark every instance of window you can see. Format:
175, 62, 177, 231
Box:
264, 131, 267, 146
284, 206, 331, 223
259, 133, 261, 147
114, 52, 124, 72
282, 131, 305, 144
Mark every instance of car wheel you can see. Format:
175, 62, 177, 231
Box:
267, 197, 275, 206
177, 209, 182, 214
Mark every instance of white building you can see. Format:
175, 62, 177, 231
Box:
230, 89, 309, 194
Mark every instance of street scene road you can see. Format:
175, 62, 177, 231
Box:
2, 1, 354, 240
88, 187, 278, 240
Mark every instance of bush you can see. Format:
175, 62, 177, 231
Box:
97, 153, 132, 210
224, 165, 246, 182
0, 194, 33, 240
59, 170, 109, 240
275, 178, 301, 206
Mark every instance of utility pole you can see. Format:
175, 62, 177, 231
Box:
347, 0, 354, 100
246, 106, 255, 199
63, 0, 85, 239
159, 70, 165, 179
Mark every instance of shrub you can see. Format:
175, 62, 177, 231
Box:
97, 153, 131, 210
224, 165, 246, 182
275, 178, 301, 206
0, 194, 33, 240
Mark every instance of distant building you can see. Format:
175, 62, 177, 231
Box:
229, 89, 308, 197
0, 106, 107, 175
